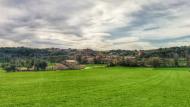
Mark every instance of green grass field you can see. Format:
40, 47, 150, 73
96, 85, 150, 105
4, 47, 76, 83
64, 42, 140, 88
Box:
1, 66, 190, 107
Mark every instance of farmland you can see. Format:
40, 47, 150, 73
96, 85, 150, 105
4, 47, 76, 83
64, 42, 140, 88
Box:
0, 66, 190, 107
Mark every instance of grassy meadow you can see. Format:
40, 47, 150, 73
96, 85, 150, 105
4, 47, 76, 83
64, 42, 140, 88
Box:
0, 66, 190, 107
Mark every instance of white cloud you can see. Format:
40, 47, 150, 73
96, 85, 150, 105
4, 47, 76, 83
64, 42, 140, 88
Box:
0, 6, 24, 24
0, 39, 22, 47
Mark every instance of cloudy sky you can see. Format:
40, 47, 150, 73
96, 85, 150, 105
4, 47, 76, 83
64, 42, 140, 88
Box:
0, 0, 190, 50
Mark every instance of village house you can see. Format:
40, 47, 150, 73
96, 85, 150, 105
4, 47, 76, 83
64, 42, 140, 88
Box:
63, 60, 85, 70
124, 56, 136, 60
63, 60, 78, 65
53, 63, 69, 70
53, 60, 85, 70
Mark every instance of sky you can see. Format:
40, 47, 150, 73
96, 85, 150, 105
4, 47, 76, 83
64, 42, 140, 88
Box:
0, 0, 190, 50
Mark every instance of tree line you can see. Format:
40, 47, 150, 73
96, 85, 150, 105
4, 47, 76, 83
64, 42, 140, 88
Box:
1, 59, 47, 72
0, 46, 190, 72
107, 57, 190, 68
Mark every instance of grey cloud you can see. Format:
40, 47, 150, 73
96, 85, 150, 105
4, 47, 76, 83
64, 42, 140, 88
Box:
0, 0, 190, 50
109, 0, 190, 46
0, 0, 93, 45
143, 26, 160, 31
142, 35, 190, 43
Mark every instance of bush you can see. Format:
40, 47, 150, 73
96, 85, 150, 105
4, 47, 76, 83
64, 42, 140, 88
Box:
121, 58, 138, 67
34, 60, 48, 70
186, 58, 190, 67
1, 59, 48, 72
147, 57, 161, 67
2, 63, 16, 72
162, 59, 175, 67
107, 59, 117, 67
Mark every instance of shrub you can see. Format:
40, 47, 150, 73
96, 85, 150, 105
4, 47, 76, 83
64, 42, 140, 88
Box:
121, 58, 138, 67
147, 57, 161, 67
162, 59, 175, 67
107, 60, 117, 67
2, 63, 16, 72
186, 58, 190, 67
34, 60, 48, 71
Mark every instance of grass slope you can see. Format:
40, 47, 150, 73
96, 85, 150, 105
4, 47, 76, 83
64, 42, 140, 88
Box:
0, 67, 190, 107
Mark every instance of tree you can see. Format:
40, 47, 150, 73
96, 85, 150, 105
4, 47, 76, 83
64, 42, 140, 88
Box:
185, 49, 190, 67
76, 55, 82, 64
173, 53, 179, 67
2, 63, 16, 72
119, 57, 139, 67
107, 59, 118, 67
25, 59, 35, 70
147, 57, 161, 67
34, 60, 48, 71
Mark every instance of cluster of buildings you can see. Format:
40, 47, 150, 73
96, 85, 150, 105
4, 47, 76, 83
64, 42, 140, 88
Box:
51, 60, 85, 70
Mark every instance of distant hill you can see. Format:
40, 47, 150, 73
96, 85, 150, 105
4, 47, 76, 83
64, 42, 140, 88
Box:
0, 46, 189, 63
